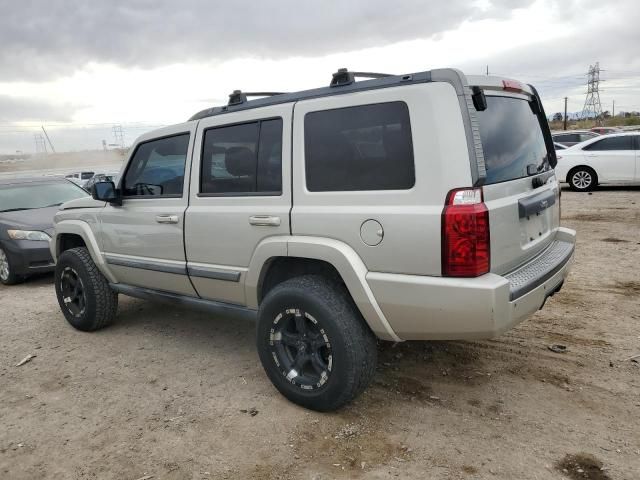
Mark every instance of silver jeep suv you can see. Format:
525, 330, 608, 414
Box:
51, 68, 576, 411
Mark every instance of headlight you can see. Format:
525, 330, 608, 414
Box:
7, 230, 51, 241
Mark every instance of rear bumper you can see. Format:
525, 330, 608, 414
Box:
367, 227, 576, 341
2, 240, 55, 276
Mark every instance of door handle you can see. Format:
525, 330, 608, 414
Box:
249, 215, 281, 227
155, 214, 179, 224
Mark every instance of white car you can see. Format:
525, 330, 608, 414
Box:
554, 133, 640, 191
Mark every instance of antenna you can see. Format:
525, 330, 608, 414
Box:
581, 62, 604, 126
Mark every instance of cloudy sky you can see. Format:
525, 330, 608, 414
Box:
0, 0, 639, 153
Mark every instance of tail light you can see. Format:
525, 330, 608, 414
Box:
441, 188, 490, 277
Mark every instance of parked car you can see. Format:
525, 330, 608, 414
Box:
50, 69, 576, 411
83, 172, 119, 193
552, 130, 599, 147
65, 171, 95, 187
0, 177, 88, 284
554, 132, 640, 191
554, 142, 568, 150
590, 127, 622, 135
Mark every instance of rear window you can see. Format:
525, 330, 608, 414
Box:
476, 96, 550, 185
304, 102, 415, 192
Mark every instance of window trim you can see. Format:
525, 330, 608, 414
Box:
303, 100, 416, 193
120, 131, 191, 200
197, 116, 284, 197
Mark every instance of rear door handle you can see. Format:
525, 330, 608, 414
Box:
249, 215, 281, 227
155, 214, 179, 224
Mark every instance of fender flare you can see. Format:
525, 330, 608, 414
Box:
51, 220, 118, 283
245, 235, 400, 342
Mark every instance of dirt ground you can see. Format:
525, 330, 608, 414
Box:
1, 187, 639, 480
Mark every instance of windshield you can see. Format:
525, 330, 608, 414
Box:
0, 181, 88, 212
476, 96, 550, 185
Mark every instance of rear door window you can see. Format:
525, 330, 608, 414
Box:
476, 96, 550, 184
200, 118, 283, 195
583, 136, 633, 151
304, 102, 415, 191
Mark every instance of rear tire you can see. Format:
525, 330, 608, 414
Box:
257, 275, 378, 411
0, 246, 23, 285
568, 167, 597, 192
54, 247, 118, 331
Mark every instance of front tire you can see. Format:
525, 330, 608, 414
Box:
54, 247, 118, 331
257, 275, 378, 411
0, 246, 23, 285
568, 167, 597, 192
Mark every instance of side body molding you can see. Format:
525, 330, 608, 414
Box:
51, 219, 118, 284
245, 236, 401, 342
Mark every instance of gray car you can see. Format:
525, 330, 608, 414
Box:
0, 177, 88, 284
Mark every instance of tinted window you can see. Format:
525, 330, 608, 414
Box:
123, 134, 189, 197
584, 136, 633, 151
579, 133, 597, 142
304, 102, 415, 192
476, 96, 549, 184
200, 118, 283, 195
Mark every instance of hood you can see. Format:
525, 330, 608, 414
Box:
0, 205, 60, 235
59, 197, 106, 210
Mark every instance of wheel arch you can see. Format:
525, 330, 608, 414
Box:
245, 236, 400, 342
52, 220, 117, 283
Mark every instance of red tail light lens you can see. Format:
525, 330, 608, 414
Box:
441, 188, 490, 277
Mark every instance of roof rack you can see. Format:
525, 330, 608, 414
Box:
330, 68, 394, 87
228, 90, 287, 106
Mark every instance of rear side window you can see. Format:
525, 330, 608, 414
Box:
123, 134, 189, 197
579, 133, 597, 142
476, 96, 550, 185
304, 102, 415, 192
200, 118, 283, 195
583, 136, 633, 151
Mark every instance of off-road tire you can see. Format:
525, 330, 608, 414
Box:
55, 247, 118, 331
257, 274, 378, 411
568, 166, 598, 192
0, 246, 24, 285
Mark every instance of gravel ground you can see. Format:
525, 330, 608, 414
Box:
1, 187, 639, 480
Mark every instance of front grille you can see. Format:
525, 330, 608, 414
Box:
505, 240, 574, 300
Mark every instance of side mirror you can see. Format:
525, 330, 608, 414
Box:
92, 181, 121, 206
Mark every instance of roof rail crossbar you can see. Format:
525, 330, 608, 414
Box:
228, 90, 287, 106
330, 68, 394, 87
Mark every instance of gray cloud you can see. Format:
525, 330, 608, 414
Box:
461, 0, 640, 106
0, 0, 535, 81
0, 96, 78, 122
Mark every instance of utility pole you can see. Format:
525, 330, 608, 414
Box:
33, 133, 47, 154
41, 126, 55, 153
563, 97, 568, 131
486, 65, 489, 76
112, 125, 125, 149
581, 62, 604, 126
612, 100, 615, 118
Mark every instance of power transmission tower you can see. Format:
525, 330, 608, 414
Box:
581, 62, 604, 125
34, 133, 47, 154
112, 124, 125, 148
